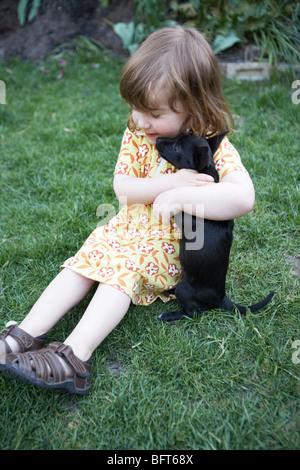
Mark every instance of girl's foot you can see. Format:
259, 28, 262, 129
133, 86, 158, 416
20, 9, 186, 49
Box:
0, 323, 47, 365
2, 342, 92, 394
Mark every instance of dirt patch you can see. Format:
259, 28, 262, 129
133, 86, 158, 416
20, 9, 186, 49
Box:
0, 0, 258, 63
0, 0, 134, 61
106, 358, 127, 378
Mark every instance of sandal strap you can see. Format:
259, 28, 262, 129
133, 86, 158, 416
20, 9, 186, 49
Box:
7, 342, 91, 392
0, 324, 47, 354
16, 351, 37, 377
53, 343, 90, 377
36, 349, 66, 382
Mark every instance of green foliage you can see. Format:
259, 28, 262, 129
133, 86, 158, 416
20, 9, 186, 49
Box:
18, 0, 42, 26
114, 0, 299, 64
213, 30, 241, 55
114, 0, 176, 55
253, 5, 300, 66
16, 1, 299, 65
170, 0, 300, 64
17, 0, 111, 26
113, 22, 147, 56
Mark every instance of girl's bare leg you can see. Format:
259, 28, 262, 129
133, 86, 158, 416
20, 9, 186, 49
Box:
64, 283, 131, 361
18, 268, 95, 337
5, 268, 131, 364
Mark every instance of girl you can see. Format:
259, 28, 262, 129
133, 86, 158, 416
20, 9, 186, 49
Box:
0, 26, 254, 394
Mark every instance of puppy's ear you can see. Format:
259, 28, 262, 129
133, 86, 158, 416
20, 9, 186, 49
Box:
207, 131, 228, 156
193, 141, 211, 172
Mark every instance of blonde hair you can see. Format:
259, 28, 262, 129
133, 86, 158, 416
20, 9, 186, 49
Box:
119, 26, 234, 136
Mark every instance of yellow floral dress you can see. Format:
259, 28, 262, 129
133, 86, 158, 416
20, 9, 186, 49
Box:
62, 128, 246, 305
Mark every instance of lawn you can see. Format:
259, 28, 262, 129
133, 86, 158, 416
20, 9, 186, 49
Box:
0, 42, 299, 450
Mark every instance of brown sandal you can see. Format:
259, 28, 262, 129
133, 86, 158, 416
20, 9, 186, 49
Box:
2, 342, 92, 395
0, 323, 47, 364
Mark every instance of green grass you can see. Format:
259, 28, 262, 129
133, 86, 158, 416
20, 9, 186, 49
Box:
0, 44, 299, 450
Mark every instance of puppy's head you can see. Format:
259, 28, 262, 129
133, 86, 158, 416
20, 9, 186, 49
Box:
156, 135, 208, 171
156, 132, 228, 173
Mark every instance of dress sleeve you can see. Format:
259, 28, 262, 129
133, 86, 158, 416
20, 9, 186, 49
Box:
114, 129, 142, 178
213, 137, 247, 180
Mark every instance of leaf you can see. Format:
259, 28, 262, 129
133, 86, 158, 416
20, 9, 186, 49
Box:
113, 22, 135, 48
128, 43, 140, 55
114, 22, 147, 55
28, 0, 41, 22
17, 0, 29, 26
18, 0, 41, 25
213, 30, 242, 54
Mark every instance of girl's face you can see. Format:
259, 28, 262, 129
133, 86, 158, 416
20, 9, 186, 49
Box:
131, 88, 188, 145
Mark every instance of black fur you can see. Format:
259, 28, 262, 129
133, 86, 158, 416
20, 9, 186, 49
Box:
156, 133, 274, 322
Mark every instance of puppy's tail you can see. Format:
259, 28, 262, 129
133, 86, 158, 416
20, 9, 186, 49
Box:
221, 291, 275, 315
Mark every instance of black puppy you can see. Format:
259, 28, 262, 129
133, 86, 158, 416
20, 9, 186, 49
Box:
156, 133, 274, 322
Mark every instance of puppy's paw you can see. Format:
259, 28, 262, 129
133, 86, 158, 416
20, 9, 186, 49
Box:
158, 310, 185, 322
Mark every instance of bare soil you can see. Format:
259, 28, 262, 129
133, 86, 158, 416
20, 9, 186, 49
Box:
0, 0, 134, 61
0, 0, 258, 63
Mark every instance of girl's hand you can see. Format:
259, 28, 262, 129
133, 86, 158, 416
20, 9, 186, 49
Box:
152, 172, 214, 225
173, 169, 214, 187
152, 188, 183, 225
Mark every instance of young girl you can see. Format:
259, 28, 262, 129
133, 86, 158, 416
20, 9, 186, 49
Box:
0, 26, 254, 394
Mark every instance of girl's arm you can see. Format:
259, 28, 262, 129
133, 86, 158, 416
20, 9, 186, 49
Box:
152, 170, 255, 224
113, 170, 214, 206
